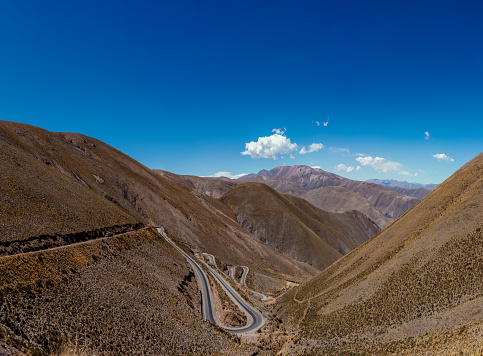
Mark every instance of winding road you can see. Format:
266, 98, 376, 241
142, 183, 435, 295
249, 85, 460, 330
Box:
157, 227, 216, 323
239, 266, 269, 301
156, 227, 265, 334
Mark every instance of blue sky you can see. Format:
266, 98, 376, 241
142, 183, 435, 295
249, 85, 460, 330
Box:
1, 1, 481, 184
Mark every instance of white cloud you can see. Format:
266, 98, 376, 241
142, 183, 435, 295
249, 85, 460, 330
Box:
355, 153, 368, 157
210, 172, 248, 179
299, 143, 324, 155
241, 131, 297, 160
323, 120, 329, 127
311, 166, 322, 169
433, 153, 454, 162
425, 131, 430, 140
315, 121, 320, 126
335, 164, 355, 172
356, 166, 361, 171
356, 156, 402, 173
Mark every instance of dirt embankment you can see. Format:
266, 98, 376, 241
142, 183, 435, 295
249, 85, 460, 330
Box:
0, 223, 144, 257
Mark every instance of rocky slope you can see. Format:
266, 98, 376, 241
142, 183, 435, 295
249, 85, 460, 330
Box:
242, 165, 425, 228
275, 153, 483, 355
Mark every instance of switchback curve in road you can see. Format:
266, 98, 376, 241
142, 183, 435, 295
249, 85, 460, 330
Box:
156, 227, 266, 334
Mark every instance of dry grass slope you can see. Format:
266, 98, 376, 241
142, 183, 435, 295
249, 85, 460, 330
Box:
276, 153, 483, 355
0, 228, 258, 355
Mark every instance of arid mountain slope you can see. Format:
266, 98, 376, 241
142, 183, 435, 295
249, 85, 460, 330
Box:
0, 228, 256, 355
221, 183, 379, 269
276, 153, 483, 355
300, 186, 392, 229
0, 121, 315, 289
242, 165, 424, 228
384, 185, 434, 199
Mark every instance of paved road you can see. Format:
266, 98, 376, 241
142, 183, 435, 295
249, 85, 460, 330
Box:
157, 227, 265, 334
156, 227, 216, 323
199, 260, 266, 334
239, 266, 269, 301
228, 266, 235, 279
240, 266, 249, 285
202, 253, 229, 279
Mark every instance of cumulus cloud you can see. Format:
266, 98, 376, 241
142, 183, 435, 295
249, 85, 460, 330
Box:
312, 166, 322, 169
323, 119, 329, 126
433, 153, 454, 162
425, 131, 430, 140
241, 131, 297, 159
299, 143, 324, 155
356, 156, 402, 173
335, 164, 355, 172
210, 172, 248, 179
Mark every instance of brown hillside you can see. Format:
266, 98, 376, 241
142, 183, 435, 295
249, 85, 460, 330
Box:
0, 228, 257, 355
276, 153, 483, 355
221, 183, 379, 270
0, 121, 315, 291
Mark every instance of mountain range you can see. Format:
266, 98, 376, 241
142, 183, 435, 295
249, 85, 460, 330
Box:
0, 120, 480, 355
240, 165, 432, 229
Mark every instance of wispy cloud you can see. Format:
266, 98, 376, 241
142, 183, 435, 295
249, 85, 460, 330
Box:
315, 117, 329, 126
299, 143, 324, 155
330, 147, 351, 155
432, 153, 454, 162
356, 156, 402, 173
424, 131, 430, 140
241, 130, 297, 160
400, 171, 418, 177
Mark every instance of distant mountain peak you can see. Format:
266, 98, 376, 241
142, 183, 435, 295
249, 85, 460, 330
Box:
366, 178, 438, 189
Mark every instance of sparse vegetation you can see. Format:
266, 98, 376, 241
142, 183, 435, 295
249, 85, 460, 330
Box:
275, 153, 483, 354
